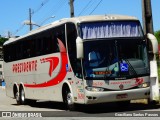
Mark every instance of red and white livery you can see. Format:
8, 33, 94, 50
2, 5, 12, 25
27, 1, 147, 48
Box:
3, 15, 159, 110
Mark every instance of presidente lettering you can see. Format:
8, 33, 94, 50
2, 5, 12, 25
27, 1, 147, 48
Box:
13, 60, 37, 73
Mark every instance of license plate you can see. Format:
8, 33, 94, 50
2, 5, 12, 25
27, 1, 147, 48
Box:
116, 94, 128, 99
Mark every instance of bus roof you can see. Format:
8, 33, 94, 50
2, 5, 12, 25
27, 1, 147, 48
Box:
4, 14, 138, 45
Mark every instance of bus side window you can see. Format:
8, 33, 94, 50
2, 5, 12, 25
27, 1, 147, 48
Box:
50, 29, 60, 53
29, 39, 35, 57
56, 25, 66, 48
67, 23, 82, 78
36, 38, 41, 56
4, 45, 10, 62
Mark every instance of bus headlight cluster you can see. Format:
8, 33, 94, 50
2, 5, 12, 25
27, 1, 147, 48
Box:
86, 87, 104, 92
138, 82, 150, 88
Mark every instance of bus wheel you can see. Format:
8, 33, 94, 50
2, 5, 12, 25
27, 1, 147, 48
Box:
64, 89, 75, 111
19, 87, 26, 105
148, 99, 159, 106
15, 90, 20, 105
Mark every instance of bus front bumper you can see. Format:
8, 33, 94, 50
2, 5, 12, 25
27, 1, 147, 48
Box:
84, 87, 150, 104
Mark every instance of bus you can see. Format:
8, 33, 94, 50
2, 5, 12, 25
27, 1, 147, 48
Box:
3, 15, 159, 110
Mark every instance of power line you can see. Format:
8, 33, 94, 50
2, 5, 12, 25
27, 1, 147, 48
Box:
13, 0, 68, 35
82, 0, 95, 15
78, 0, 93, 16
89, 0, 103, 15
13, 0, 50, 35
32, 0, 50, 16
13, 24, 25, 36
37, 0, 67, 25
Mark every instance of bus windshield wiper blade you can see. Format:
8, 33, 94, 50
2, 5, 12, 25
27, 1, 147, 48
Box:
123, 59, 137, 76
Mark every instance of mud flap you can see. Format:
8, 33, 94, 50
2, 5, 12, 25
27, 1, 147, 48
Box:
150, 61, 160, 103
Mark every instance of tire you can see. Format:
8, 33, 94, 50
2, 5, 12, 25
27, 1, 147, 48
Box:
15, 90, 20, 105
64, 89, 75, 111
19, 87, 26, 105
148, 99, 159, 106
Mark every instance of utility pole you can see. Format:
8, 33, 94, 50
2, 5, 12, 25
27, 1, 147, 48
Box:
29, 8, 32, 31
69, 0, 74, 17
142, 0, 154, 34
8, 31, 11, 38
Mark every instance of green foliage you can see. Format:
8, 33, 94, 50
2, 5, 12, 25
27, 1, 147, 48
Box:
0, 37, 8, 46
154, 30, 160, 43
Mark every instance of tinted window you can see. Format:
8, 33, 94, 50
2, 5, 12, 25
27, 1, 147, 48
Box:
67, 23, 82, 78
4, 24, 66, 62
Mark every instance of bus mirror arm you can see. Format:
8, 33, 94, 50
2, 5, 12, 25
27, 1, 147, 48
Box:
146, 33, 158, 60
76, 37, 84, 59
147, 33, 160, 103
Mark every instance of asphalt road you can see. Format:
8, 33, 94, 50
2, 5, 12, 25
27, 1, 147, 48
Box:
0, 87, 160, 119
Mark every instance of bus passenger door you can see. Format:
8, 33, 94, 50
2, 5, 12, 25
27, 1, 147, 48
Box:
66, 23, 85, 104
71, 60, 85, 104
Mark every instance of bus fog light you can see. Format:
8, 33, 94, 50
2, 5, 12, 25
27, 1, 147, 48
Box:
142, 83, 149, 88
86, 87, 104, 92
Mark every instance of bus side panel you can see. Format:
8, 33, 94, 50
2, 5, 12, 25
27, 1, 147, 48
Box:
5, 76, 14, 98
4, 62, 18, 98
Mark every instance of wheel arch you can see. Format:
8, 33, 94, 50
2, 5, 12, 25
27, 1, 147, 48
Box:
19, 82, 26, 91
62, 81, 73, 102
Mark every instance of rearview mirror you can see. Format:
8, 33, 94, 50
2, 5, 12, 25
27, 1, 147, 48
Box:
147, 33, 158, 54
76, 37, 84, 59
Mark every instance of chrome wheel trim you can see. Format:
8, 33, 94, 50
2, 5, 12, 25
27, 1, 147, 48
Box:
16, 91, 19, 102
67, 93, 73, 105
21, 89, 25, 102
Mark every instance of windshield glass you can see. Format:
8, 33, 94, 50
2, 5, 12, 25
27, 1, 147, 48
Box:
80, 21, 143, 39
83, 39, 149, 80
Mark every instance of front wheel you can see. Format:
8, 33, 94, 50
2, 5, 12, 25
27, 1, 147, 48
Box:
64, 89, 75, 111
148, 99, 159, 106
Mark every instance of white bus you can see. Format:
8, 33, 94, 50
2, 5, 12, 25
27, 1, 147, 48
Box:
3, 15, 159, 110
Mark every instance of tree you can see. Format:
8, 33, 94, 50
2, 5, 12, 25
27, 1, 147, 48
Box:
154, 30, 160, 43
0, 37, 8, 46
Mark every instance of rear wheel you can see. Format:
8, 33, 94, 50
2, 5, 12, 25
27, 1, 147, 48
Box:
15, 90, 20, 105
19, 87, 26, 105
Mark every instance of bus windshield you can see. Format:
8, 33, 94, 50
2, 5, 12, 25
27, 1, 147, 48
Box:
83, 39, 149, 80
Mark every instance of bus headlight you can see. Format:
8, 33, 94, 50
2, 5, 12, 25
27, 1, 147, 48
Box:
86, 87, 104, 92
138, 82, 150, 88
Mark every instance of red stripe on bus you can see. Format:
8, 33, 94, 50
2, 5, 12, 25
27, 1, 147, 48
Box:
24, 38, 68, 88
44, 57, 59, 77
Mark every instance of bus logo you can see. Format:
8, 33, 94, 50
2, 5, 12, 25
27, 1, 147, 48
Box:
119, 84, 124, 90
40, 57, 59, 77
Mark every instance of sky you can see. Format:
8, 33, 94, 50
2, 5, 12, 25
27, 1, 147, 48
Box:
0, 0, 159, 37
